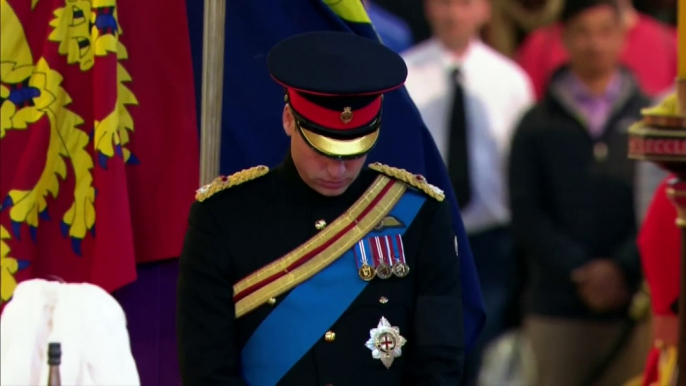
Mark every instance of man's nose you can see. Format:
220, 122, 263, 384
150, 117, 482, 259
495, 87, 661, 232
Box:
326, 160, 346, 178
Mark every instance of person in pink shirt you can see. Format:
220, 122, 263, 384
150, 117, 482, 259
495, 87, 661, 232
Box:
517, 0, 676, 100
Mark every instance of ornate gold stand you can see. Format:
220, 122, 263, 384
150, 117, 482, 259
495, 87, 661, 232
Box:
629, 80, 686, 386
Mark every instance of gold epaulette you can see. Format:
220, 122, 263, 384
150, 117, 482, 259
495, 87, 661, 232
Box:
368, 162, 444, 202
195, 166, 269, 202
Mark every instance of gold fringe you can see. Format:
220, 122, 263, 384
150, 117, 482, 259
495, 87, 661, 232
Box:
195, 165, 269, 202
368, 162, 445, 202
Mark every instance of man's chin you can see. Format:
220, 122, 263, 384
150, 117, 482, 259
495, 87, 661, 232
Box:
315, 185, 349, 197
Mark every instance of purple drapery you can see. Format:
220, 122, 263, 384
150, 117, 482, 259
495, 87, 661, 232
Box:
113, 260, 181, 386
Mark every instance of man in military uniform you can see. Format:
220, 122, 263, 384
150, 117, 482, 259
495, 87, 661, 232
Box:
177, 31, 465, 385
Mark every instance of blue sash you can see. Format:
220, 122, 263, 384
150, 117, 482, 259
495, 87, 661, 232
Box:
240, 189, 426, 385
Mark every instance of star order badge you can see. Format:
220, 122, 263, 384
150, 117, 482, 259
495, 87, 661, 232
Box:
365, 317, 406, 369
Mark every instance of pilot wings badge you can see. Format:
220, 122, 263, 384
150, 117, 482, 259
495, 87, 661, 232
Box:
365, 317, 406, 369
374, 215, 405, 231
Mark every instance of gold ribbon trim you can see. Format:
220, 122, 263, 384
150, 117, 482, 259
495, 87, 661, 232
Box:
234, 175, 406, 318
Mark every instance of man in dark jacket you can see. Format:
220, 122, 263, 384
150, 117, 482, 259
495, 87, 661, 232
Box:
508, 0, 652, 384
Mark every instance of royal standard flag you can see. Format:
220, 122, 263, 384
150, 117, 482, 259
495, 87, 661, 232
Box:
1, 0, 199, 303
186, 0, 485, 350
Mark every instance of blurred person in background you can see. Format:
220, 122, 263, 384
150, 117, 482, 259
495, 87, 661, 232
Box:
517, 0, 676, 101
508, 1, 652, 384
401, 0, 534, 384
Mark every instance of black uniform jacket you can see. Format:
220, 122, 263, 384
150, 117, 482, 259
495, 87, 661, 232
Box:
177, 155, 465, 385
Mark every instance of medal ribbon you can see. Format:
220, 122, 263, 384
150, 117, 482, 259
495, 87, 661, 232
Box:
354, 240, 373, 270
393, 234, 407, 266
372, 237, 390, 267
383, 236, 394, 265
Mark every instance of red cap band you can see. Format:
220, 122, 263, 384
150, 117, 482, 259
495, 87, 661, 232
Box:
288, 89, 382, 131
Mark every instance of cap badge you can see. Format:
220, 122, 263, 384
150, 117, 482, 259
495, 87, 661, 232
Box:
340, 107, 353, 124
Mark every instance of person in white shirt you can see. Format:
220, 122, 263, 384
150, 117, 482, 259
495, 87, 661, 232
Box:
402, 0, 534, 384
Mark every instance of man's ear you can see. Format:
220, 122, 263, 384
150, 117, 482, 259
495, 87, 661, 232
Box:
283, 104, 296, 137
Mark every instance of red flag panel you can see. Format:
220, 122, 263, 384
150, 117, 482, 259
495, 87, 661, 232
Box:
0, 0, 198, 302
638, 176, 680, 316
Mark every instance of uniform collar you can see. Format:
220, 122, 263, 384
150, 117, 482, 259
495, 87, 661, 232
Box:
272, 151, 374, 206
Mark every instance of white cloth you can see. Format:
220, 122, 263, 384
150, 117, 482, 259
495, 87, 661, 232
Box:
402, 39, 534, 234
1, 279, 140, 386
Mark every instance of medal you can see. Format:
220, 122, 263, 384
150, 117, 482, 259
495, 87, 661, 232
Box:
376, 263, 392, 279
356, 235, 410, 281
391, 234, 410, 278
371, 236, 394, 279
365, 317, 406, 369
391, 262, 410, 278
355, 240, 376, 281
359, 264, 376, 281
